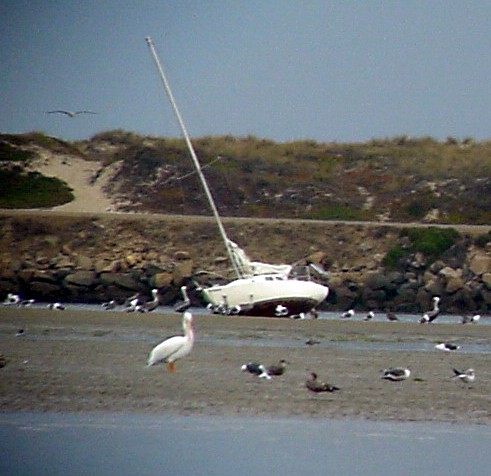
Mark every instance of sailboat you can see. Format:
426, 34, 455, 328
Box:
145, 37, 328, 317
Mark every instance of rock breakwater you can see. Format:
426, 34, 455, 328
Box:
0, 211, 490, 314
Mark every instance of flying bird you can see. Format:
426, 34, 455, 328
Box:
420, 296, 441, 323
452, 368, 475, 384
381, 367, 411, 381
147, 312, 194, 373
305, 372, 339, 393
46, 110, 98, 117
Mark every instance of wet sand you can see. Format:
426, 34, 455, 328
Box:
0, 308, 490, 424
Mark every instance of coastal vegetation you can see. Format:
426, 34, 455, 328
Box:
1, 130, 491, 224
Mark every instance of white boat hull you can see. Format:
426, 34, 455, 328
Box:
202, 274, 328, 317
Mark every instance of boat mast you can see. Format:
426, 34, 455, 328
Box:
145, 36, 244, 278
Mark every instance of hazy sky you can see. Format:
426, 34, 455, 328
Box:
2, 1, 491, 143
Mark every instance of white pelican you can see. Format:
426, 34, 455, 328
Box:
147, 312, 194, 373
46, 110, 97, 117
452, 368, 475, 384
382, 367, 411, 381
420, 296, 440, 323
305, 372, 340, 393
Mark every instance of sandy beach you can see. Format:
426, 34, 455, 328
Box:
0, 307, 490, 424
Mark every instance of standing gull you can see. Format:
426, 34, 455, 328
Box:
420, 296, 441, 323
175, 286, 191, 312
147, 312, 194, 373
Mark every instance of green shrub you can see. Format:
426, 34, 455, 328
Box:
401, 227, 460, 258
0, 170, 74, 208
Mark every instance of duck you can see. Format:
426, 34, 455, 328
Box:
147, 312, 194, 373
386, 310, 398, 321
266, 359, 288, 376
381, 367, 411, 381
305, 372, 339, 393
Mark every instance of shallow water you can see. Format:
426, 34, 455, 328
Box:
1, 412, 490, 476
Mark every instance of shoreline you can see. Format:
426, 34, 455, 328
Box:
0, 308, 490, 424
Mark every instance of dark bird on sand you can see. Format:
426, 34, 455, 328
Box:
305, 338, 321, 346
266, 359, 288, 376
386, 310, 398, 321
46, 110, 98, 117
305, 372, 339, 393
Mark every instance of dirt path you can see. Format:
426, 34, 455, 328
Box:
28, 155, 114, 213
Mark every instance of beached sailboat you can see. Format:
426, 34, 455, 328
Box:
145, 37, 328, 317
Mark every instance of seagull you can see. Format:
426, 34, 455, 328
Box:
101, 300, 117, 310
147, 312, 194, 373
241, 362, 271, 379
462, 314, 480, 324
435, 342, 461, 352
139, 289, 160, 312
274, 304, 288, 317
46, 110, 97, 117
266, 359, 288, 376
175, 286, 191, 312
420, 296, 441, 323
364, 311, 375, 321
3, 293, 20, 305
15, 329, 25, 337
305, 372, 339, 393
452, 368, 475, 384
48, 303, 65, 310
341, 309, 355, 319
381, 367, 411, 381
